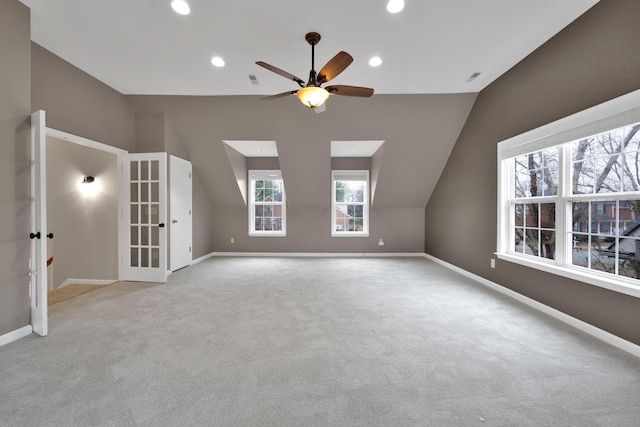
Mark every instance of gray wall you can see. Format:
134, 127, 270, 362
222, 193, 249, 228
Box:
31, 45, 215, 262
31, 43, 136, 152
425, 0, 640, 345
46, 137, 119, 288
0, 0, 30, 336
135, 113, 215, 259
126, 93, 476, 253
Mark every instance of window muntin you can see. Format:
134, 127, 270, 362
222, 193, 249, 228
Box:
332, 170, 369, 236
249, 170, 285, 236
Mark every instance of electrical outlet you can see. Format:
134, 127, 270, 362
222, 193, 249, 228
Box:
378, 239, 385, 246
230, 237, 235, 244
490, 258, 495, 269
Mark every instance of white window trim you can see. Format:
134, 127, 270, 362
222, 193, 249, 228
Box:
248, 170, 286, 237
331, 170, 370, 237
497, 89, 640, 299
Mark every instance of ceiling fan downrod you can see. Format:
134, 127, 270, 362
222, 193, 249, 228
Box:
306, 32, 321, 87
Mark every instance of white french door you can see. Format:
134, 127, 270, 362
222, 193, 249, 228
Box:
30, 111, 48, 336
121, 153, 168, 283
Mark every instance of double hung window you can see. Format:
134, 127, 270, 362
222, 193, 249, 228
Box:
497, 90, 640, 297
249, 170, 286, 236
332, 170, 369, 236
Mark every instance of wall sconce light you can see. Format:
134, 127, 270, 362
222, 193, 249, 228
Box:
82, 176, 95, 184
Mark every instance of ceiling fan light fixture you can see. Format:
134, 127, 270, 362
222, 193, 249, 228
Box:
297, 86, 329, 109
171, 0, 190, 15
386, 0, 405, 13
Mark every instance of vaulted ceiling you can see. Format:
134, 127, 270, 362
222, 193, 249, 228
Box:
23, 0, 600, 209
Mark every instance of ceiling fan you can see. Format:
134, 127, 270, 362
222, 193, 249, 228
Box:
256, 32, 374, 110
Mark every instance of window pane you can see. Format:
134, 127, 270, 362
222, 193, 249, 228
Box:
525, 204, 538, 227
590, 201, 615, 235
540, 203, 555, 229
594, 156, 621, 193
619, 237, 640, 279
255, 188, 264, 202
573, 159, 594, 195
572, 233, 588, 267
540, 230, 556, 259
524, 229, 539, 256
514, 204, 524, 227
514, 155, 529, 198
336, 180, 364, 203
572, 202, 589, 233
590, 237, 615, 274
515, 228, 524, 253
623, 150, 640, 192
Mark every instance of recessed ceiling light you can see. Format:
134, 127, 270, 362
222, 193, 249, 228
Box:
211, 56, 225, 67
369, 56, 383, 67
171, 0, 190, 15
386, 0, 405, 13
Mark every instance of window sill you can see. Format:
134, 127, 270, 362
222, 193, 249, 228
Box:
249, 232, 287, 237
331, 232, 370, 237
496, 252, 640, 299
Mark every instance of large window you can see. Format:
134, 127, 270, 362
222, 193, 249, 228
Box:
497, 90, 640, 298
249, 170, 286, 236
332, 170, 369, 236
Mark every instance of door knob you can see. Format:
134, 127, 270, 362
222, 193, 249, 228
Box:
29, 232, 41, 239
47, 233, 54, 239
172, 220, 178, 223
158, 223, 165, 228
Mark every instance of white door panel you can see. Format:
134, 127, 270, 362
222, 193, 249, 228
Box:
170, 156, 192, 271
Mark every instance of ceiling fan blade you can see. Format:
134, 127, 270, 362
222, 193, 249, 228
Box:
256, 61, 305, 86
326, 85, 374, 97
317, 51, 353, 84
261, 90, 298, 100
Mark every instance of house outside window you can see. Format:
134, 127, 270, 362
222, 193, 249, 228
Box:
248, 170, 286, 236
497, 90, 640, 298
332, 170, 369, 236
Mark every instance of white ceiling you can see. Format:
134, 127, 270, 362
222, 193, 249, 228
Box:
20, 0, 599, 96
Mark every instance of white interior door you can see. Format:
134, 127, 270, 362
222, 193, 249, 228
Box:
121, 153, 168, 283
170, 156, 192, 271
30, 110, 48, 336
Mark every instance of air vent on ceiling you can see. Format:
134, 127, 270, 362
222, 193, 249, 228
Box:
248, 74, 259, 84
466, 72, 481, 82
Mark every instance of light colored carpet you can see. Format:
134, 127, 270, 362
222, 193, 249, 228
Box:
48, 284, 106, 306
1, 257, 639, 426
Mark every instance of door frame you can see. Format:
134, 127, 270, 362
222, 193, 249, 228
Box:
30, 111, 128, 335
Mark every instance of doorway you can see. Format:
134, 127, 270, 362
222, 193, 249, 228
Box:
46, 135, 119, 291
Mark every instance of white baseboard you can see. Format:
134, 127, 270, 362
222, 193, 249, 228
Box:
423, 253, 640, 359
210, 252, 426, 258
57, 278, 117, 289
0, 325, 32, 348
191, 252, 216, 265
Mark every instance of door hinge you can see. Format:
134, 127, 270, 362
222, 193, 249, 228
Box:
189, 246, 192, 252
